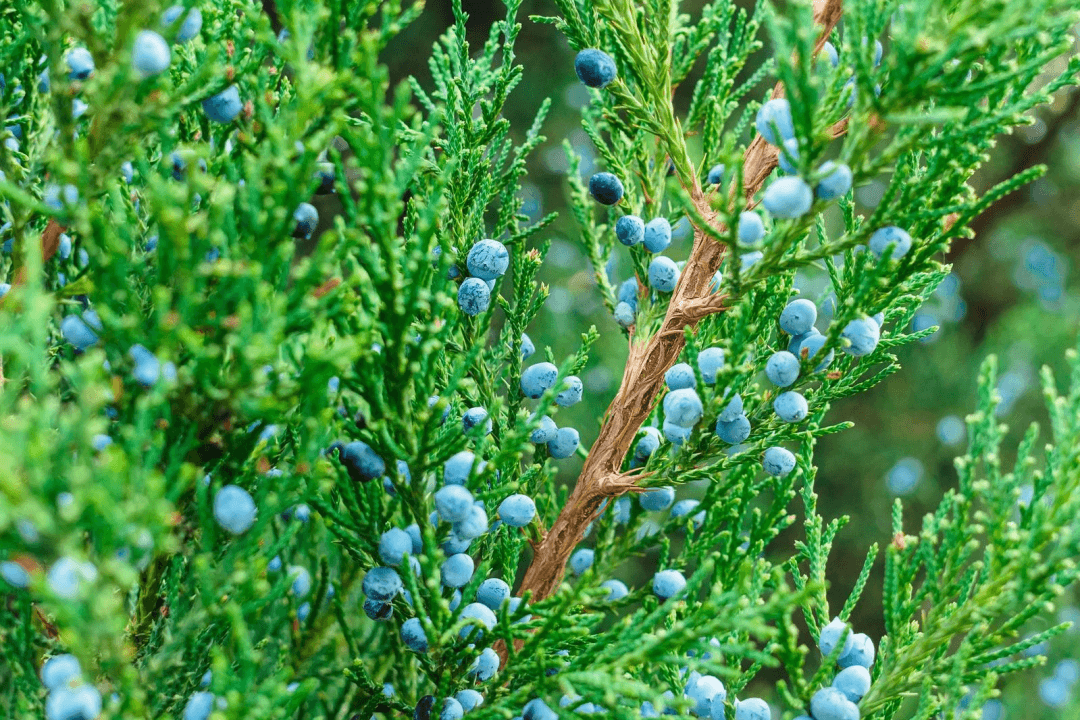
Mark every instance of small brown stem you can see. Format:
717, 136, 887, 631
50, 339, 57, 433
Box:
516, 0, 846, 604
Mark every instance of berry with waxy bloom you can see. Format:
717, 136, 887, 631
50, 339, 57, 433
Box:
575, 49, 617, 88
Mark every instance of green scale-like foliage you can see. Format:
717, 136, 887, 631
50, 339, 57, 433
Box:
1, 0, 1079, 719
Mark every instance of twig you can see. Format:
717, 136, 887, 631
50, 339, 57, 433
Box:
515, 0, 847, 604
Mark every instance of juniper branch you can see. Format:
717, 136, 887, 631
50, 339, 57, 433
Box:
516, 0, 846, 603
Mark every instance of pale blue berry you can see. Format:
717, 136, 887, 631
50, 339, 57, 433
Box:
181, 692, 214, 720
738, 212, 765, 244
440, 554, 474, 588
1, 561, 30, 588
740, 251, 763, 271
733, 698, 770, 720
815, 162, 852, 200
467, 647, 500, 681
644, 218, 672, 253
405, 524, 423, 554
575, 49, 617, 88
666, 363, 696, 390
601, 579, 628, 600
648, 256, 679, 292
663, 420, 691, 445
762, 177, 813, 219
462, 406, 492, 435
297, 602, 311, 622
832, 665, 871, 703
521, 361, 558, 398
616, 215, 644, 246
819, 617, 854, 657
129, 343, 160, 386
821, 41, 839, 68
548, 427, 580, 459
841, 317, 880, 356
61, 312, 102, 350
401, 617, 429, 652
755, 98, 794, 145
163, 5, 203, 42
762, 447, 796, 477
765, 350, 800, 387
810, 687, 859, 720
363, 566, 402, 601
634, 426, 662, 459
435, 485, 474, 523
799, 332, 834, 371
452, 505, 488, 540
202, 85, 242, 123
686, 675, 726, 717
288, 565, 312, 596
467, 239, 509, 280
612, 496, 632, 524
780, 298, 817, 335
65, 48, 94, 80
41, 654, 81, 690
778, 137, 800, 174
614, 301, 636, 327
774, 391, 808, 423
697, 347, 725, 384
441, 698, 464, 720
521, 333, 535, 359
529, 415, 557, 444
456, 690, 484, 713
664, 388, 703, 427
716, 415, 750, 444
718, 392, 744, 422
459, 601, 497, 639
640, 486, 675, 512
838, 632, 875, 668
293, 203, 318, 237
556, 376, 584, 407
477, 578, 511, 608
457, 277, 491, 316
443, 534, 471, 555
132, 31, 171, 77
589, 172, 624, 205
379, 528, 412, 566
213, 485, 256, 534
652, 569, 686, 599
707, 164, 725, 185
569, 548, 594, 575
868, 226, 912, 260
444, 451, 484, 485
617, 276, 639, 310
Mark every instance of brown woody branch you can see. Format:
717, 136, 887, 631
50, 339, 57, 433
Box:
515, 0, 846, 604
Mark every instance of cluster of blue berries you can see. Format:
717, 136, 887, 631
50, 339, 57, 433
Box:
520, 359, 584, 459
130, 11, 244, 125
325, 434, 542, 690
753, 98, 852, 221
521, 662, 776, 720
456, 238, 509, 316
40, 654, 103, 720
799, 618, 876, 720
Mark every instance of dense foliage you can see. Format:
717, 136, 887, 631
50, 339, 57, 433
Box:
1, 1, 1079, 719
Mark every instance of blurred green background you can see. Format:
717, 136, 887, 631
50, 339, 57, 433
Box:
385, 2, 1079, 716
